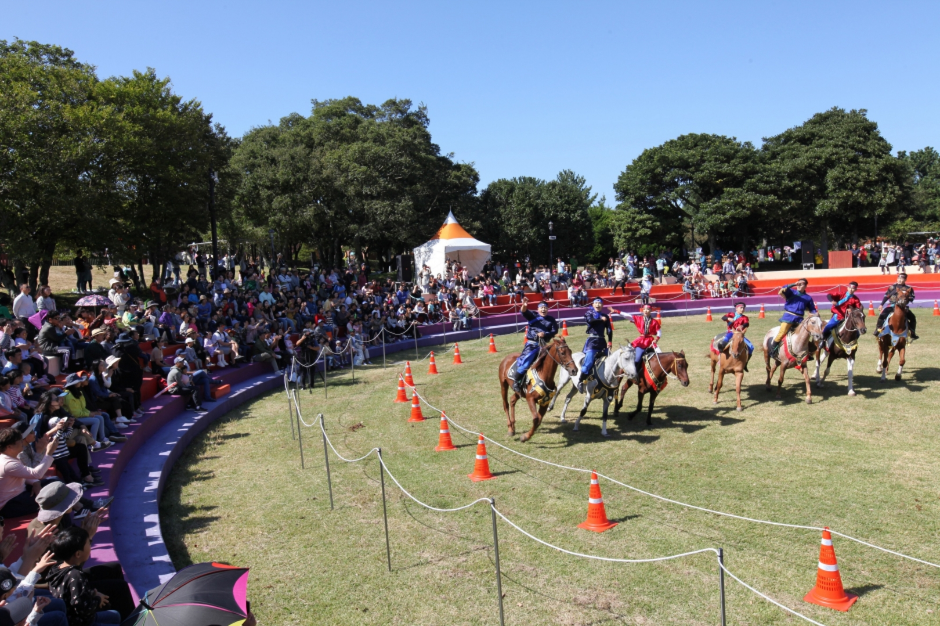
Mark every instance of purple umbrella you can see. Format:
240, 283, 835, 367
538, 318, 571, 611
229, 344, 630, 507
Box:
75, 295, 112, 307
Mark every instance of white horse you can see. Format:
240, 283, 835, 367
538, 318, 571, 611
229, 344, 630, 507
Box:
547, 347, 635, 437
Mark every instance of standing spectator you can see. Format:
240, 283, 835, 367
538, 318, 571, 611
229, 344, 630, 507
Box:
74, 250, 91, 293
13, 285, 38, 340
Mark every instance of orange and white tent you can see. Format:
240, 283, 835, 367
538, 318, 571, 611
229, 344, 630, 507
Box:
413, 211, 491, 278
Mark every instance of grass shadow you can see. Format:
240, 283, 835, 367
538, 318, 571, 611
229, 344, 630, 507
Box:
845, 584, 884, 598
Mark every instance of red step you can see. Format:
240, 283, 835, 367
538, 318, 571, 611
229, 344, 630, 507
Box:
210, 384, 231, 400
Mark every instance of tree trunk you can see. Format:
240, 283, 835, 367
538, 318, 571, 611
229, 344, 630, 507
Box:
28, 264, 40, 294
38, 260, 51, 290
707, 231, 718, 257
819, 224, 829, 269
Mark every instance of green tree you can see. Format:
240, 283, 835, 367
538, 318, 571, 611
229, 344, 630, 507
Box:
0, 40, 112, 289
898, 147, 940, 230
586, 197, 615, 266
760, 108, 910, 259
611, 133, 764, 256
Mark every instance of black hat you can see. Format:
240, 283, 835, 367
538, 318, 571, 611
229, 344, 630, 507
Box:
115, 332, 135, 345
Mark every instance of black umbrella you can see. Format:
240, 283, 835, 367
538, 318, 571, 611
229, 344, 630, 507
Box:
122, 562, 250, 626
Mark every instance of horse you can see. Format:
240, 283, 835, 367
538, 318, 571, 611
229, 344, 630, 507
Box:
614, 350, 690, 426
498, 337, 578, 442
548, 347, 634, 438
708, 328, 750, 411
876, 286, 912, 382
761, 314, 824, 403
813, 305, 867, 395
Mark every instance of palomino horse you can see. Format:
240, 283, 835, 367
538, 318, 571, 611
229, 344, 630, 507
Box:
614, 351, 690, 426
761, 314, 824, 403
814, 305, 866, 395
876, 286, 912, 382
709, 329, 750, 411
548, 347, 634, 438
498, 338, 578, 442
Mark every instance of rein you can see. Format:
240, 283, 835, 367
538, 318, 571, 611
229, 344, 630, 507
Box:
653, 351, 684, 381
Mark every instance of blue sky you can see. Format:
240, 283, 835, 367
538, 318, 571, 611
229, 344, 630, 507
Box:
5, 1, 938, 201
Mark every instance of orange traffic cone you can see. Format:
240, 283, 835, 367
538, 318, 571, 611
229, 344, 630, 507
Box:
706, 307, 713, 322
868, 301, 875, 317
408, 392, 425, 422
393, 375, 408, 403
403, 361, 415, 387
804, 528, 858, 612
427, 352, 439, 375
758, 303, 766, 319
933, 300, 940, 316
434, 413, 456, 451
488, 334, 498, 353
577, 471, 617, 533
468, 434, 496, 481
562, 321, 569, 336
453, 343, 463, 364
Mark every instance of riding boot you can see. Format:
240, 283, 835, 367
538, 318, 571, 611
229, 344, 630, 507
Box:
908, 312, 918, 340
769, 340, 781, 359
715, 336, 729, 351
513, 370, 526, 395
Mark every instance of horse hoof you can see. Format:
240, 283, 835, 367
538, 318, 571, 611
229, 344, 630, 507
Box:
601, 431, 610, 438
736, 406, 743, 412
508, 429, 515, 437
847, 390, 856, 397
713, 399, 718, 405
806, 397, 812, 404
519, 434, 529, 443
894, 375, 902, 381
816, 382, 823, 388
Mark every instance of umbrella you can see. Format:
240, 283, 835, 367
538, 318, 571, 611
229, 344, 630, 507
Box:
75, 295, 112, 307
122, 562, 250, 626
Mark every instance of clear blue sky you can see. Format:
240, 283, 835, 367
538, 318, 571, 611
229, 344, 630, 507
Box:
6, 1, 939, 201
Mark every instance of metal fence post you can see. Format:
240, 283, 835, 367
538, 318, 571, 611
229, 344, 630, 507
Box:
287, 385, 296, 441
718, 548, 727, 626
378, 449, 392, 572
414, 327, 419, 361
489, 499, 506, 626
296, 398, 305, 470
319, 414, 334, 510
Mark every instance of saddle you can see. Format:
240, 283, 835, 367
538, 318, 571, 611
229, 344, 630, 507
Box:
526, 368, 556, 407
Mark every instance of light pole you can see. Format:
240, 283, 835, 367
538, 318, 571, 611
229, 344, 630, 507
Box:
548, 221, 555, 269
208, 169, 219, 280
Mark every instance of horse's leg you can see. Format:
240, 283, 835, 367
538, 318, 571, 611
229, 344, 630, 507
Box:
846, 356, 855, 396
713, 365, 725, 404
600, 396, 611, 438
574, 392, 592, 432
734, 371, 744, 411
559, 385, 577, 424
709, 356, 716, 393
813, 352, 822, 388
549, 370, 568, 411
630, 387, 644, 421
896, 345, 905, 381
802, 364, 813, 404
520, 396, 542, 443
876, 341, 884, 373
500, 379, 513, 436
646, 390, 659, 426
763, 345, 772, 389
508, 393, 519, 435
775, 364, 786, 399
880, 342, 890, 382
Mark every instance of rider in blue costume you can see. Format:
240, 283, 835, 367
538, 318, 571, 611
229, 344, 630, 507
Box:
577, 298, 614, 393
769, 278, 817, 359
512, 298, 559, 395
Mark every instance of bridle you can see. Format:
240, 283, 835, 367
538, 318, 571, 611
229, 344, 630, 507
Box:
653, 351, 686, 381
539, 338, 577, 374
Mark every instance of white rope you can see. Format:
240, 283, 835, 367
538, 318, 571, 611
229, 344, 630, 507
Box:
402, 382, 940, 570
719, 562, 828, 626
491, 507, 718, 564
379, 456, 494, 513
315, 413, 379, 463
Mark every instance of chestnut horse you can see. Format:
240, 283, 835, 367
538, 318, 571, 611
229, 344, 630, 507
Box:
877, 286, 911, 382
614, 351, 690, 426
814, 305, 866, 395
709, 329, 750, 411
498, 338, 578, 442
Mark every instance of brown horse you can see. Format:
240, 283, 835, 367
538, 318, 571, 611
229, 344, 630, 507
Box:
498, 338, 578, 442
877, 286, 911, 382
614, 351, 690, 426
814, 305, 866, 395
761, 315, 824, 403
709, 329, 750, 411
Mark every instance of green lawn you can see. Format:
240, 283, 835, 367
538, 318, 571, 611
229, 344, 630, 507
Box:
162, 314, 940, 625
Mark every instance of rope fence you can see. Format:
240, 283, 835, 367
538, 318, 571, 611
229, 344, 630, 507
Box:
283, 380, 832, 626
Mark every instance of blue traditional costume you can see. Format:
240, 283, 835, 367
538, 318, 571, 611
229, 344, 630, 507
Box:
770, 280, 817, 358
580, 299, 613, 387
512, 303, 558, 394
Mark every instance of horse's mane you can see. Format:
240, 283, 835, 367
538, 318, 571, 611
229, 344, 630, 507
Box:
531, 343, 551, 370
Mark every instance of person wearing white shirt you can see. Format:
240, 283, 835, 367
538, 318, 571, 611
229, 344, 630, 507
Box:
12, 285, 37, 321
258, 287, 276, 305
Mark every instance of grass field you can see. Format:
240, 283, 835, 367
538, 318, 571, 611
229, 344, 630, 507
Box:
161, 315, 940, 625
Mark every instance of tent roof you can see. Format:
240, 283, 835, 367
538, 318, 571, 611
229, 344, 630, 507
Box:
430, 211, 481, 241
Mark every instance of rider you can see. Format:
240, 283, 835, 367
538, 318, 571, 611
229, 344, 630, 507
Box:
630, 304, 661, 380
876, 273, 918, 341
823, 281, 862, 344
512, 298, 559, 395
769, 278, 817, 360
578, 298, 614, 393
716, 302, 753, 366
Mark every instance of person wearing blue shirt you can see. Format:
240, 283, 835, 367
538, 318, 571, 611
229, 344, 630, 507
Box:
512, 299, 558, 395
578, 298, 614, 393
770, 278, 817, 359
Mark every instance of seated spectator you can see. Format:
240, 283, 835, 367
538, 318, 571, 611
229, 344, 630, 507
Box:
0, 424, 58, 518
251, 329, 283, 373
47, 526, 134, 625
33, 392, 101, 488
166, 357, 215, 409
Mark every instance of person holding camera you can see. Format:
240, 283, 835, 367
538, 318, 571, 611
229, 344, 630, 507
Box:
251, 329, 283, 373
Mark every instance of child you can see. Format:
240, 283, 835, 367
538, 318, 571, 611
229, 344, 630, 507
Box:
0, 375, 27, 422
6, 369, 37, 411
